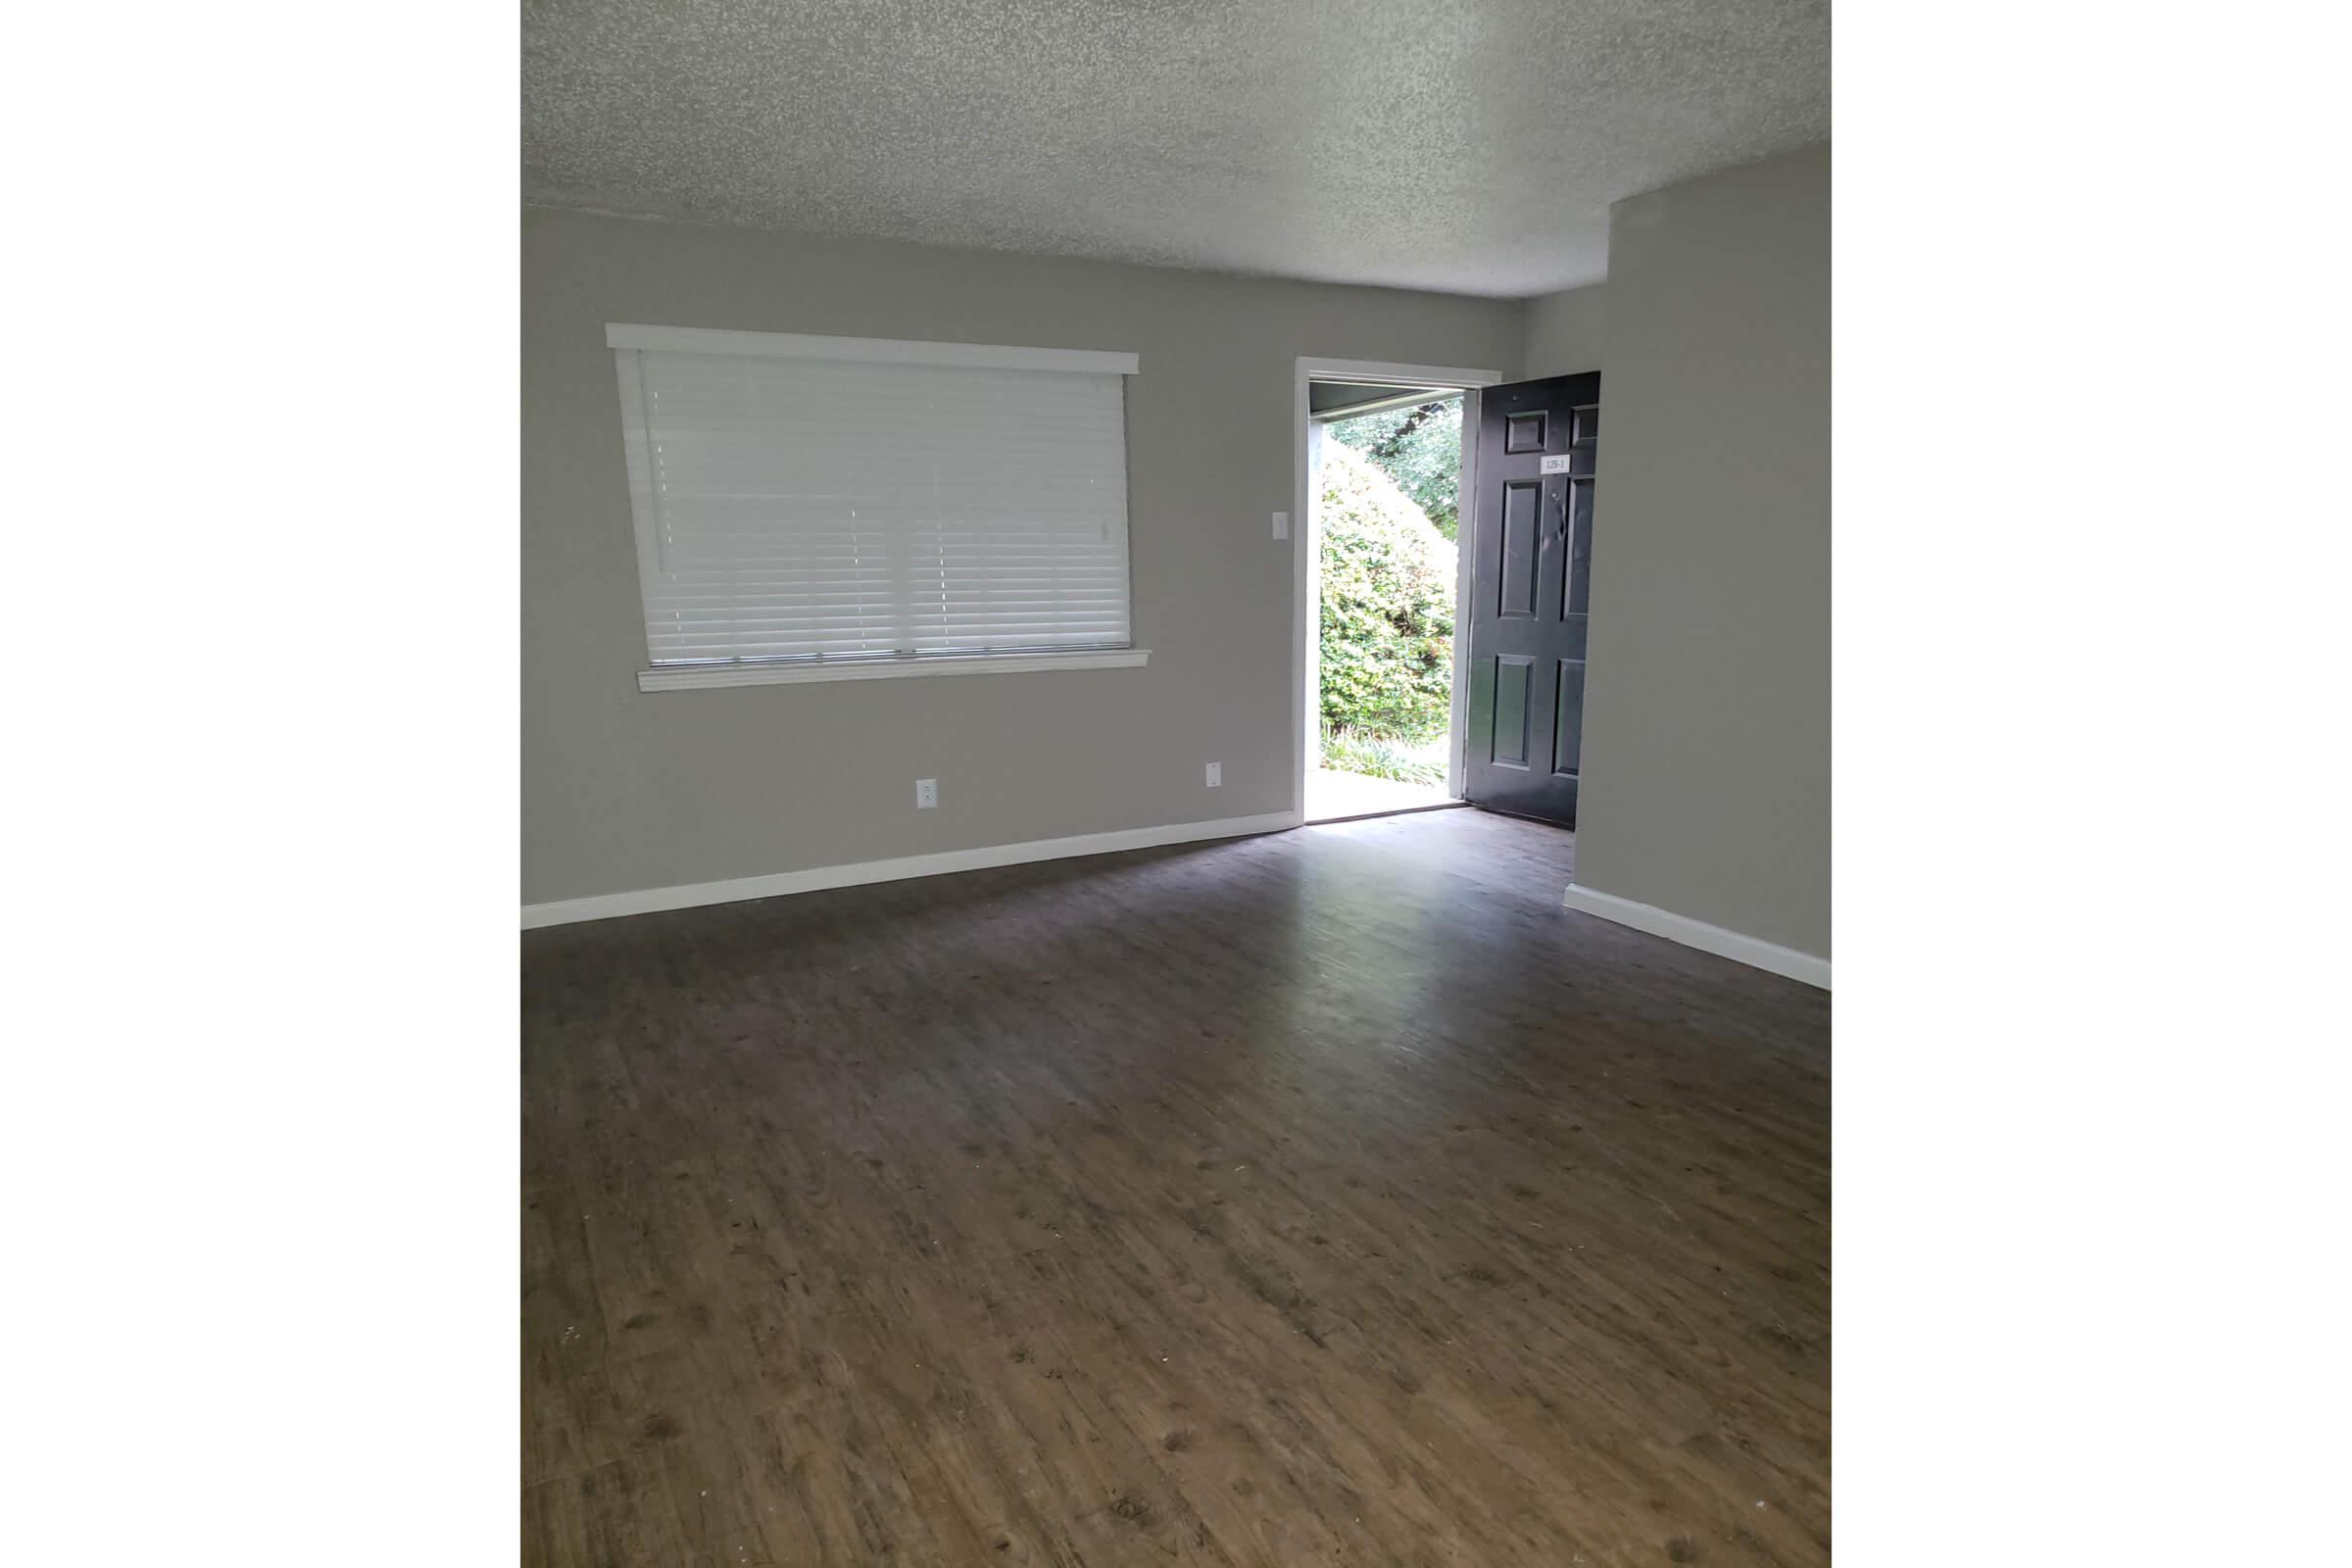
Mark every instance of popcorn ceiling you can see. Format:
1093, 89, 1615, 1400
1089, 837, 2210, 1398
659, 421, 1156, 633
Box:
521, 0, 1828, 298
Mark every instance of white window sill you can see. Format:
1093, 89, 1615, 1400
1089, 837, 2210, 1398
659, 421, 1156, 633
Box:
637, 648, 1150, 692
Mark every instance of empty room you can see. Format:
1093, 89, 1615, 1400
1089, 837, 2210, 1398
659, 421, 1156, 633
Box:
518, 3, 1830, 1562
24, 1, 2352, 1562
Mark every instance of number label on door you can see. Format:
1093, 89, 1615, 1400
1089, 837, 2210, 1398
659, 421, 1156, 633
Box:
1538, 455, 1574, 473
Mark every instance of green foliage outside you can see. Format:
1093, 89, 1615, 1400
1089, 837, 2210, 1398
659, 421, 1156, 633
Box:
1325, 397, 1463, 540
1319, 724, 1447, 785
1316, 440, 1455, 753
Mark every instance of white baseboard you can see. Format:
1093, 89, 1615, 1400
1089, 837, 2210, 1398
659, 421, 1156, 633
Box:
1559, 883, 1831, 989
522, 810, 1303, 930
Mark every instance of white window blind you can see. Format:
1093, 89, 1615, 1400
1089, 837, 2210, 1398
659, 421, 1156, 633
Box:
609, 326, 1137, 671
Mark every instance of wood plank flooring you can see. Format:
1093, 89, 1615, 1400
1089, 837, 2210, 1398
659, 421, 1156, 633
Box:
521, 810, 1831, 1566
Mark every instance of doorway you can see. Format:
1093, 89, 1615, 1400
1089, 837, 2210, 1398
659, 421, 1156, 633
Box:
1289, 364, 1599, 832
1294, 358, 1499, 824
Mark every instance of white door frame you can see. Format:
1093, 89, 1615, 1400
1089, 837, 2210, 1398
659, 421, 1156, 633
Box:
1293, 357, 1504, 819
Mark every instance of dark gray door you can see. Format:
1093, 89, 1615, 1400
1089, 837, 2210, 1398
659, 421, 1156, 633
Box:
1463, 372, 1599, 826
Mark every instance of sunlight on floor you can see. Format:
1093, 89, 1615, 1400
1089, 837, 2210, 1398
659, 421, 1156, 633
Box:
1305, 766, 1460, 823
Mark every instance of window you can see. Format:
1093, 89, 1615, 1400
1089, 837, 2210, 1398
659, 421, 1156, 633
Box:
608, 324, 1147, 690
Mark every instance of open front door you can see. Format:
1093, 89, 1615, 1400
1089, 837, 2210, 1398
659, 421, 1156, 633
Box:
1462, 372, 1599, 826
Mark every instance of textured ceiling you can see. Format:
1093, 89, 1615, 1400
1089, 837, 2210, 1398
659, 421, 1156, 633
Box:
522, 0, 1829, 298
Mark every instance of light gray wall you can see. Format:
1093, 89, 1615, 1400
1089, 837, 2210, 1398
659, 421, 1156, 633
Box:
522, 207, 1525, 906
1520, 282, 1608, 377
1571, 144, 1830, 956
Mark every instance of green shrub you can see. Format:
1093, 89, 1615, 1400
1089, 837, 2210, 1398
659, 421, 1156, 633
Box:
1319, 726, 1447, 785
1325, 398, 1462, 539
1318, 443, 1454, 742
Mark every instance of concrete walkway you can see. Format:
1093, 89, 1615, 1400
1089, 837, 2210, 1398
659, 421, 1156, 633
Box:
1305, 766, 1460, 823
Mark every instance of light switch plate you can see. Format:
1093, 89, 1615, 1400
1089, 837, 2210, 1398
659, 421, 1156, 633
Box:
1271, 512, 1289, 540
1206, 762, 1222, 787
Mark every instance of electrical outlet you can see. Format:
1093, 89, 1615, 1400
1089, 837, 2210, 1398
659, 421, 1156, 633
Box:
915, 778, 938, 809
1271, 511, 1289, 540
1205, 762, 1222, 788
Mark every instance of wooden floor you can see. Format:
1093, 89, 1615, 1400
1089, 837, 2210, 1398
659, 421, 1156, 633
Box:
522, 810, 1831, 1566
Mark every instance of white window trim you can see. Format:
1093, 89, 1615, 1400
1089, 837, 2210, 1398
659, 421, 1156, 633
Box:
605, 322, 1139, 376
638, 647, 1150, 692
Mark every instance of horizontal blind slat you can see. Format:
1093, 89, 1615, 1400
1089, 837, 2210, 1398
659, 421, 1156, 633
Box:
618, 347, 1133, 664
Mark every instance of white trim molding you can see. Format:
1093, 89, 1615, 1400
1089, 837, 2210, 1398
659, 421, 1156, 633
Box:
1295, 356, 1505, 391
639, 647, 1150, 692
604, 322, 1139, 375
522, 810, 1301, 929
1559, 883, 1832, 989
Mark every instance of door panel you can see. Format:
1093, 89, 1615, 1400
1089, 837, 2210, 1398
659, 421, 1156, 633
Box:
1493, 656, 1533, 766
1564, 477, 1595, 617
1464, 372, 1599, 825
1498, 481, 1541, 617
1552, 659, 1586, 776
